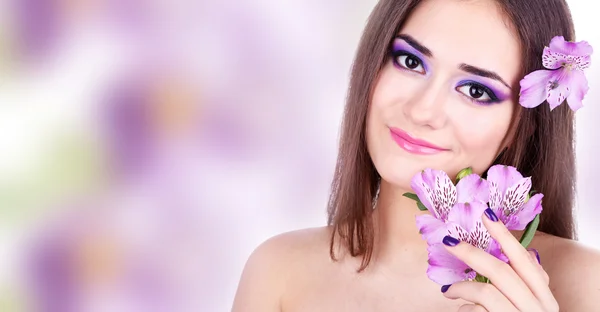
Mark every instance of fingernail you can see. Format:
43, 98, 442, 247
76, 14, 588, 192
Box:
528, 248, 541, 264
484, 208, 499, 222
442, 235, 460, 247
441, 284, 452, 293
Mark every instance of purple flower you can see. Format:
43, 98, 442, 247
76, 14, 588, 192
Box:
427, 202, 507, 285
412, 169, 489, 244
486, 165, 543, 231
519, 36, 593, 111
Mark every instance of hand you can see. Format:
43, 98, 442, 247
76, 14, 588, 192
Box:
440, 209, 559, 312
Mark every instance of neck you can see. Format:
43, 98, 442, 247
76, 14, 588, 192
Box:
371, 179, 430, 269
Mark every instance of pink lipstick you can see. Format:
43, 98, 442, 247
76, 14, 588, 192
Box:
389, 127, 448, 155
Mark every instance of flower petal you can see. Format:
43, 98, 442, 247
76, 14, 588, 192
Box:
519, 70, 553, 108
447, 221, 470, 243
542, 47, 591, 70
566, 70, 589, 112
470, 220, 492, 250
427, 244, 474, 285
572, 54, 592, 71
546, 69, 571, 110
503, 214, 522, 232
489, 182, 503, 213
508, 193, 544, 230
487, 238, 509, 263
416, 214, 449, 244
542, 46, 569, 70
447, 202, 487, 233
434, 172, 457, 220
410, 169, 437, 215
456, 173, 489, 204
502, 177, 532, 215
448, 218, 491, 251
549, 36, 593, 57
421, 168, 438, 186
486, 165, 524, 195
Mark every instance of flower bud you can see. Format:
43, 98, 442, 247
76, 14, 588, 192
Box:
455, 167, 473, 182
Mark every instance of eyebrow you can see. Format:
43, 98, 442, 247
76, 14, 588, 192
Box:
459, 64, 511, 89
396, 34, 432, 57
396, 34, 511, 89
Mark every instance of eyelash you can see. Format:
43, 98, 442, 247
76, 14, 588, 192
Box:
390, 50, 500, 105
455, 82, 500, 105
391, 50, 426, 74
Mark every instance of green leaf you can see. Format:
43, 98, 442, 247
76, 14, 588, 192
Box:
403, 193, 429, 211
519, 214, 540, 249
402, 192, 419, 201
455, 167, 473, 182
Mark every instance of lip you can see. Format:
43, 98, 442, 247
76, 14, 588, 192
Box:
389, 127, 448, 155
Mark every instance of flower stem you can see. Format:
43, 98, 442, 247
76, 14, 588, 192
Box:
519, 214, 540, 249
475, 273, 490, 284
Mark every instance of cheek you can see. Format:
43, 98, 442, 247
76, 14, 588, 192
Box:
454, 109, 512, 170
368, 64, 415, 121
371, 67, 395, 112
367, 66, 402, 158
368, 67, 393, 131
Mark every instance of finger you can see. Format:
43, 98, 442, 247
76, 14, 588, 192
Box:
442, 236, 541, 312
527, 248, 550, 285
483, 209, 558, 311
458, 304, 488, 312
443, 281, 517, 312
527, 249, 541, 266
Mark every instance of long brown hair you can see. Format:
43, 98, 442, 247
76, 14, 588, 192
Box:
328, 0, 577, 271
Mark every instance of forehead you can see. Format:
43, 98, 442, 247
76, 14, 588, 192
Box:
400, 0, 522, 85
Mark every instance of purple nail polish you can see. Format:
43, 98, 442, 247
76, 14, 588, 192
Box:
441, 284, 451, 293
529, 248, 541, 264
484, 208, 499, 222
442, 235, 460, 247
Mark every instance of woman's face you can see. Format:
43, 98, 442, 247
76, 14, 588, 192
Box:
367, 0, 522, 190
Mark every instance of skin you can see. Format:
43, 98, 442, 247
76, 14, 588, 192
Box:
232, 0, 600, 311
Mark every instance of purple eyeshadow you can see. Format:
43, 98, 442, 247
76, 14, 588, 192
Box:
456, 79, 510, 103
391, 37, 512, 104
392, 38, 430, 73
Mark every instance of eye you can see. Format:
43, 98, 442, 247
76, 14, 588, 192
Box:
393, 53, 426, 74
456, 83, 499, 104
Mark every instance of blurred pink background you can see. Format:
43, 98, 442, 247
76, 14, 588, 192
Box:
0, 1, 598, 311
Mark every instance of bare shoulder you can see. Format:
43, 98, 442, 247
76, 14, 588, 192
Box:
531, 232, 600, 311
232, 226, 332, 312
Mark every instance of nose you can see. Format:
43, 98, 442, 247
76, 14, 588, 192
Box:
403, 80, 448, 129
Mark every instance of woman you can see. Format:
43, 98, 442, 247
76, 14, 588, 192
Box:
233, 0, 600, 311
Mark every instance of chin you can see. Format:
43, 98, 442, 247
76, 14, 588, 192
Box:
373, 156, 427, 192
380, 173, 413, 192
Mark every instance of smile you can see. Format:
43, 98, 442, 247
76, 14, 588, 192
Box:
389, 127, 448, 155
